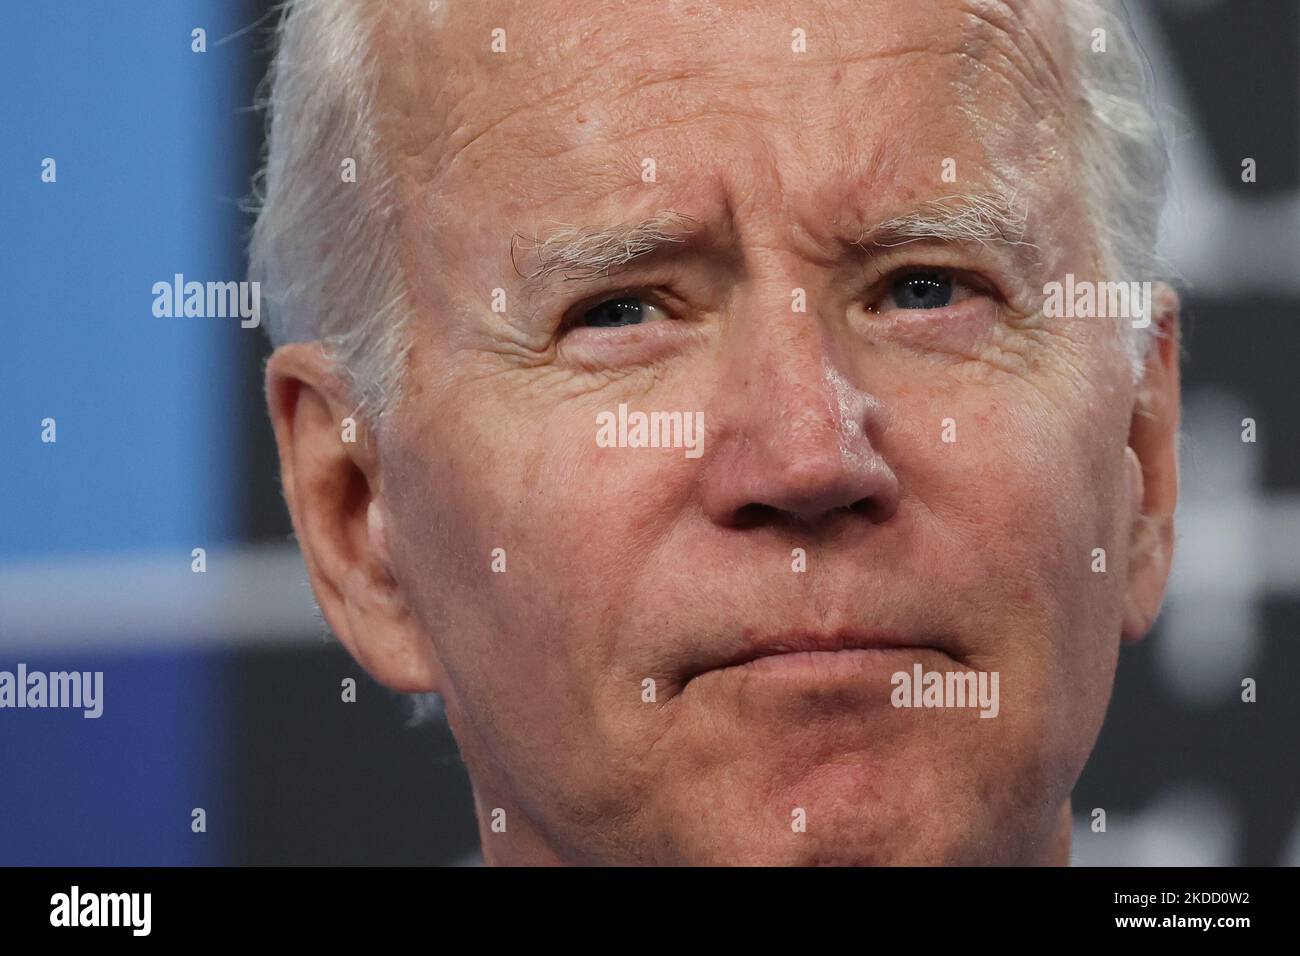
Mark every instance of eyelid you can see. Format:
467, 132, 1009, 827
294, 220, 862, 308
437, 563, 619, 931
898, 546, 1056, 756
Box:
862, 242, 1022, 300
865, 267, 990, 314
560, 286, 677, 331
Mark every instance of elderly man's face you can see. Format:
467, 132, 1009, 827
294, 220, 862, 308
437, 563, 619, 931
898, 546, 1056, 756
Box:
269, 0, 1179, 864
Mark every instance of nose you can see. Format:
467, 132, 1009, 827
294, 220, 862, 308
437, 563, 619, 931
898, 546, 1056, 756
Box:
700, 324, 901, 530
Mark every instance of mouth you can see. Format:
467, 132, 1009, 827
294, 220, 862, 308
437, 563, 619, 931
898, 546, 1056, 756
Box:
681, 628, 961, 691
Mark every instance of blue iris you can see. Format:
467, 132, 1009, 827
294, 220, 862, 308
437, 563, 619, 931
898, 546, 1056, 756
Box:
892, 272, 953, 309
582, 297, 648, 328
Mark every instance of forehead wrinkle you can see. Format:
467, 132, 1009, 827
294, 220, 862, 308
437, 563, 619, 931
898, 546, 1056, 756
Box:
413, 2, 738, 182
393, 0, 1085, 292
431, 71, 756, 206
955, 0, 1074, 116
422, 3, 1076, 211
436, 20, 987, 188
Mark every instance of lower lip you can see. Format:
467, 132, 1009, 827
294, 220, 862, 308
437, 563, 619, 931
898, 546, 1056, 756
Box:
719, 647, 938, 681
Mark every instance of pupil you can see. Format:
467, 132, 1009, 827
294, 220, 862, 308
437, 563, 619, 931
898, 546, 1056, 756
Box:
586, 297, 643, 328
894, 273, 952, 309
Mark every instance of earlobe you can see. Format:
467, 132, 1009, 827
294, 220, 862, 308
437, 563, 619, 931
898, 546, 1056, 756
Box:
1124, 444, 1145, 531
338, 500, 446, 693
339, 552, 444, 693
265, 343, 445, 694
1120, 446, 1162, 642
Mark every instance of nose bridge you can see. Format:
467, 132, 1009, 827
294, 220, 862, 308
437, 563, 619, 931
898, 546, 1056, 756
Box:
699, 271, 900, 527
724, 275, 852, 456
760, 347, 848, 467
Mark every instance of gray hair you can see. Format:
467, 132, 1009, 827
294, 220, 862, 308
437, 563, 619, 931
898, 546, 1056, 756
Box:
248, 0, 1171, 419
1063, 0, 1173, 378
248, 0, 409, 424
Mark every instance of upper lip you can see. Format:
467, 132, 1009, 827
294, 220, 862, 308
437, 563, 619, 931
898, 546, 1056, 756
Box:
685, 627, 956, 684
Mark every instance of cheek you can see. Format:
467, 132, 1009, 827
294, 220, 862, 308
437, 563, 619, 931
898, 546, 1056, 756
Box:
867, 297, 1001, 360
1029, 429, 1121, 590
391, 392, 698, 674
899, 375, 1130, 622
900, 380, 1128, 771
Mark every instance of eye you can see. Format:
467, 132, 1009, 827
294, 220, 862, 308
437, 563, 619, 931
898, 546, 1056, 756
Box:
892, 272, 953, 309
870, 270, 957, 313
863, 268, 1003, 316
576, 295, 668, 329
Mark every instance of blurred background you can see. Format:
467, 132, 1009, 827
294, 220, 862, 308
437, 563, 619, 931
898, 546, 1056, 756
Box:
0, 0, 1296, 866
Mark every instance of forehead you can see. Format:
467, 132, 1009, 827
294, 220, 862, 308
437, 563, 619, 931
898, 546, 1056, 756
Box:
375, 0, 1080, 249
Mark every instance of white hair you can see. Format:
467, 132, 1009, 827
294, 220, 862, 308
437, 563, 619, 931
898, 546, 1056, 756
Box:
248, 0, 409, 424
248, 0, 1171, 419
1064, 0, 1174, 379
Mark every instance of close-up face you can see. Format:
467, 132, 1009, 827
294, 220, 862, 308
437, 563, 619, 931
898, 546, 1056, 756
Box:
267, 0, 1181, 865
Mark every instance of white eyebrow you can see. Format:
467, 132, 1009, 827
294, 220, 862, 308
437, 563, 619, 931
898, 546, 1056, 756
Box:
512, 192, 1039, 296
513, 210, 700, 287
856, 191, 1040, 257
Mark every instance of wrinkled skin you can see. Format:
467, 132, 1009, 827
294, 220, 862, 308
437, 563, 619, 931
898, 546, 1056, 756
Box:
267, 0, 1180, 865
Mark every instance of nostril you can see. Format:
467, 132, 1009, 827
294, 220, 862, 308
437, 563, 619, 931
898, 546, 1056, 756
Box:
707, 443, 902, 529
730, 496, 889, 529
848, 496, 890, 521
732, 502, 778, 529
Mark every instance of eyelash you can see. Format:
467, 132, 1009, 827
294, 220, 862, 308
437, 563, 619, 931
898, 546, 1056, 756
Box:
561, 286, 676, 331
865, 268, 980, 314
563, 267, 1000, 331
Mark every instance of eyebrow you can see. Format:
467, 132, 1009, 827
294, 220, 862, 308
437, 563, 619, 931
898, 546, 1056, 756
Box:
512, 210, 702, 293
511, 191, 1041, 300
853, 191, 1041, 268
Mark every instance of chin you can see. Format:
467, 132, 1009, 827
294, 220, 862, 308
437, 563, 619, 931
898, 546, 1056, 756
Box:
663, 815, 993, 867
630, 765, 1015, 866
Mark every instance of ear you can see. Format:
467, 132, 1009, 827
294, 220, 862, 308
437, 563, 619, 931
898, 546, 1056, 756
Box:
1121, 284, 1181, 642
265, 343, 445, 692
